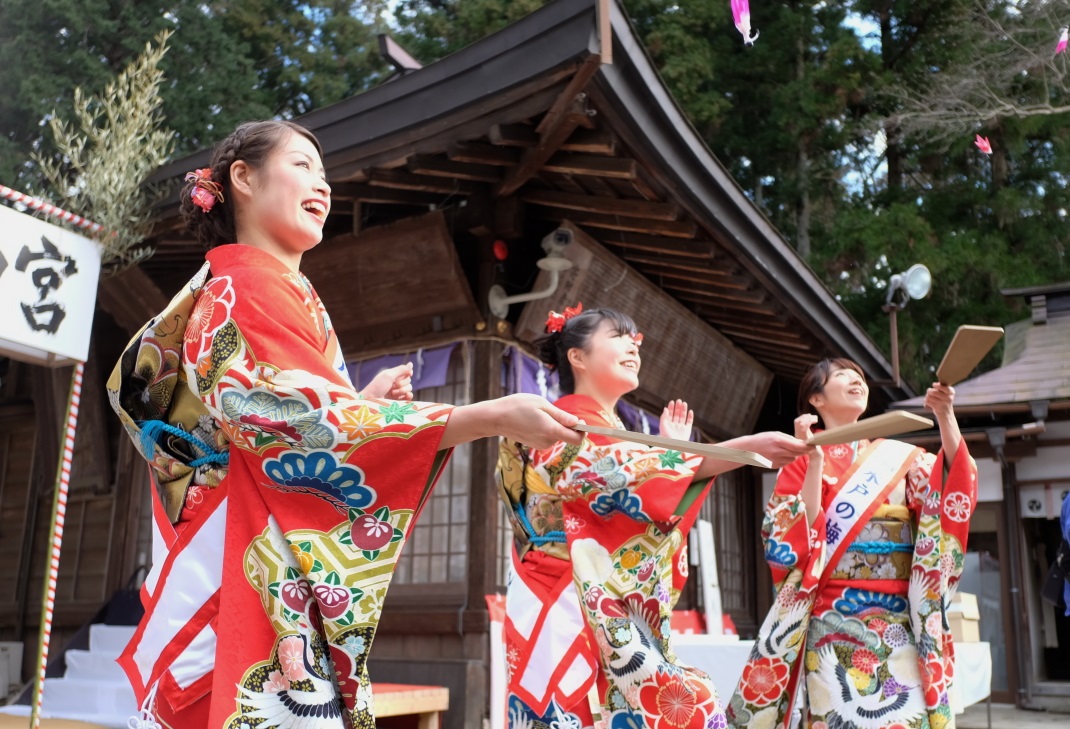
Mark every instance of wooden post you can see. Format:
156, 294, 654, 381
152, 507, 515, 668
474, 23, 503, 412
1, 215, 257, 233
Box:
597, 0, 613, 66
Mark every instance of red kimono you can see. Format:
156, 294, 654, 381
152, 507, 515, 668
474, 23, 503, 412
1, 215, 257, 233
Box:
108, 245, 452, 728
497, 394, 726, 729
728, 438, 977, 729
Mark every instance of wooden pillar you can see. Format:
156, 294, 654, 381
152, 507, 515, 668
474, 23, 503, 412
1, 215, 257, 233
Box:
449, 338, 504, 728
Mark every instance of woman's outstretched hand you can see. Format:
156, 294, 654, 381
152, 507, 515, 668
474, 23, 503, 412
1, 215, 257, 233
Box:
923, 382, 956, 421
360, 363, 414, 401
439, 393, 583, 450
743, 431, 813, 470
924, 382, 962, 462
660, 399, 695, 441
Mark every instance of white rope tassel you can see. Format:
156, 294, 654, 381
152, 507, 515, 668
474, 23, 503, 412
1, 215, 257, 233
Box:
127, 682, 163, 729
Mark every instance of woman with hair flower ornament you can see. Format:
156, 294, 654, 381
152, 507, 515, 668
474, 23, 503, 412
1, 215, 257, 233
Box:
497, 304, 809, 729
728, 359, 978, 729
107, 120, 582, 728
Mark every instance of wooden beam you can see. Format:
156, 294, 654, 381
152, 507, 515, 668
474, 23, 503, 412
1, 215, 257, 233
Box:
367, 169, 477, 195
574, 174, 619, 198
616, 252, 738, 274
695, 310, 795, 331
494, 196, 526, 239
534, 58, 601, 137
597, 0, 613, 65
498, 56, 603, 197
542, 153, 638, 179
447, 141, 520, 166
559, 129, 616, 155
639, 267, 753, 292
661, 282, 767, 306
714, 327, 813, 350
331, 182, 445, 206
600, 231, 715, 259
407, 155, 501, 183
674, 292, 776, 316
520, 189, 680, 221
534, 207, 697, 238
489, 123, 538, 147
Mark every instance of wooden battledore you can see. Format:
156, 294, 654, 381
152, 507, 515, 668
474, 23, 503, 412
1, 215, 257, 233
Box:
574, 423, 772, 468
936, 325, 1005, 386
807, 411, 934, 446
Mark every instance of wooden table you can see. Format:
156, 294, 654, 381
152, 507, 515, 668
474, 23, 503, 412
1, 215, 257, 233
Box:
373, 683, 449, 729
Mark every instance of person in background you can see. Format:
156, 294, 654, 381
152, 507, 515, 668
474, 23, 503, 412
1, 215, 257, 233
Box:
498, 304, 809, 729
729, 358, 977, 729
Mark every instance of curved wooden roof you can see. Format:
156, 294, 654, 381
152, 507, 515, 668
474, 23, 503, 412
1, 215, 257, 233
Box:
144, 0, 909, 402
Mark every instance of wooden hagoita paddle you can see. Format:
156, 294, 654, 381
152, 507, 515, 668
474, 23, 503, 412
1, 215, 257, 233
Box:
936, 325, 1004, 386
573, 423, 772, 468
806, 411, 934, 446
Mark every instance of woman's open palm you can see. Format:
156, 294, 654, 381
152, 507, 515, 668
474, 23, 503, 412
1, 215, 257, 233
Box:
660, 399, 694, 441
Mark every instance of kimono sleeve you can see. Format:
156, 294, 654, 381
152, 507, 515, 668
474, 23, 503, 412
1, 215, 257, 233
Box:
763, 456, 814, 590
906, 444, 978, 588
183, 269, 452, 516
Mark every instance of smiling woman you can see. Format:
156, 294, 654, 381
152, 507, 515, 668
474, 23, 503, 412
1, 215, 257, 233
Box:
728, 358, 978, 729
496, 305, 809, 729
106, 120, 583, 729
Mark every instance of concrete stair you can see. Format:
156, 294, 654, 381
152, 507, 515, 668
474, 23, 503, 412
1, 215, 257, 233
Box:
0, 624, 138, 729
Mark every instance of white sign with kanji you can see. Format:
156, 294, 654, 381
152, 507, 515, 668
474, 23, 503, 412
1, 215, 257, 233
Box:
0, 204, 102, 366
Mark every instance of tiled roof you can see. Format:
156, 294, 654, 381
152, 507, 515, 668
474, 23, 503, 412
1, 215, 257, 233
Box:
895, 312, 1070, 410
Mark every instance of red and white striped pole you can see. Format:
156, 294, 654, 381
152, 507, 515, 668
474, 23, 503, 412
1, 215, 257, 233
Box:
3, 184, 102, 728
0, 185, 104, 235
28, 362, 84, 729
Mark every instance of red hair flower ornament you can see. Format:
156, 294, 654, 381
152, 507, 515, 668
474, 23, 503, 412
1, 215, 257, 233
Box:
545, 302, 583, 333
185, 168, 225, 213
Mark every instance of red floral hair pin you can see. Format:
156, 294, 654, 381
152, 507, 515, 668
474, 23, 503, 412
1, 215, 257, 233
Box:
185, 168, 225, 213
545, 302, 583, 333
633, 332, 644, 346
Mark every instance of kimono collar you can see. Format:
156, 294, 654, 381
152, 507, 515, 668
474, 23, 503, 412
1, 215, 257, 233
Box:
554, 393, 622, 429
206, 243, 295, 277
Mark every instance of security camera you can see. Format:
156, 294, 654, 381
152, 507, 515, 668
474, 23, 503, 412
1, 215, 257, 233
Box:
542, 228, 573, 256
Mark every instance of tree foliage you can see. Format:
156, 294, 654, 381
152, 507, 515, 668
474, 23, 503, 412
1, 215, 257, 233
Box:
0, 1, 391, 189
4, 0, 1068, 386
36, 32, 174, 272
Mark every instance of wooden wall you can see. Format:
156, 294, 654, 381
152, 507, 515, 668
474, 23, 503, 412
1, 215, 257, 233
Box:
304, 212, 483, 356
0, 343, 149, 687
515, 220, 773, 439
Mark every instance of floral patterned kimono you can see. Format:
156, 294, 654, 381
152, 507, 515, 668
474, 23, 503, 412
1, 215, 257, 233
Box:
727, 438, 977, 729
107, 244, 452, 728
497, 394, 727, 729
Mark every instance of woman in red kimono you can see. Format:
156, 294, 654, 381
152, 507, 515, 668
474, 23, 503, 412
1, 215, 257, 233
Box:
107, 120, 581, 729
727, 358, 977, 729
497, 305, 809, 729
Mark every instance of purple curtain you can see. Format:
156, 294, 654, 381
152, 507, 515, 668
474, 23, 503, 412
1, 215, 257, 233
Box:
347, 343, 458, 392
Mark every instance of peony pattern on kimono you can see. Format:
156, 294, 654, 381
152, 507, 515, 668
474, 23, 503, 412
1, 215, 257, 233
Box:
500, 394, 722, 728
728, 439, 977, 729
108, 245, 454, 728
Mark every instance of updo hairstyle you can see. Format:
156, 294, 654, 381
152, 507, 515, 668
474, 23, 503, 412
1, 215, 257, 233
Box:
535, 308, 637, 394
180, 120, 324, 248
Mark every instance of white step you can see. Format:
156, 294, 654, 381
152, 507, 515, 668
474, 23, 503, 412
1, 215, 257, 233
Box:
0, 641, 22, 693
64, 649, 127, 682
40, 677, 136, 717
88, 624, 136, 655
